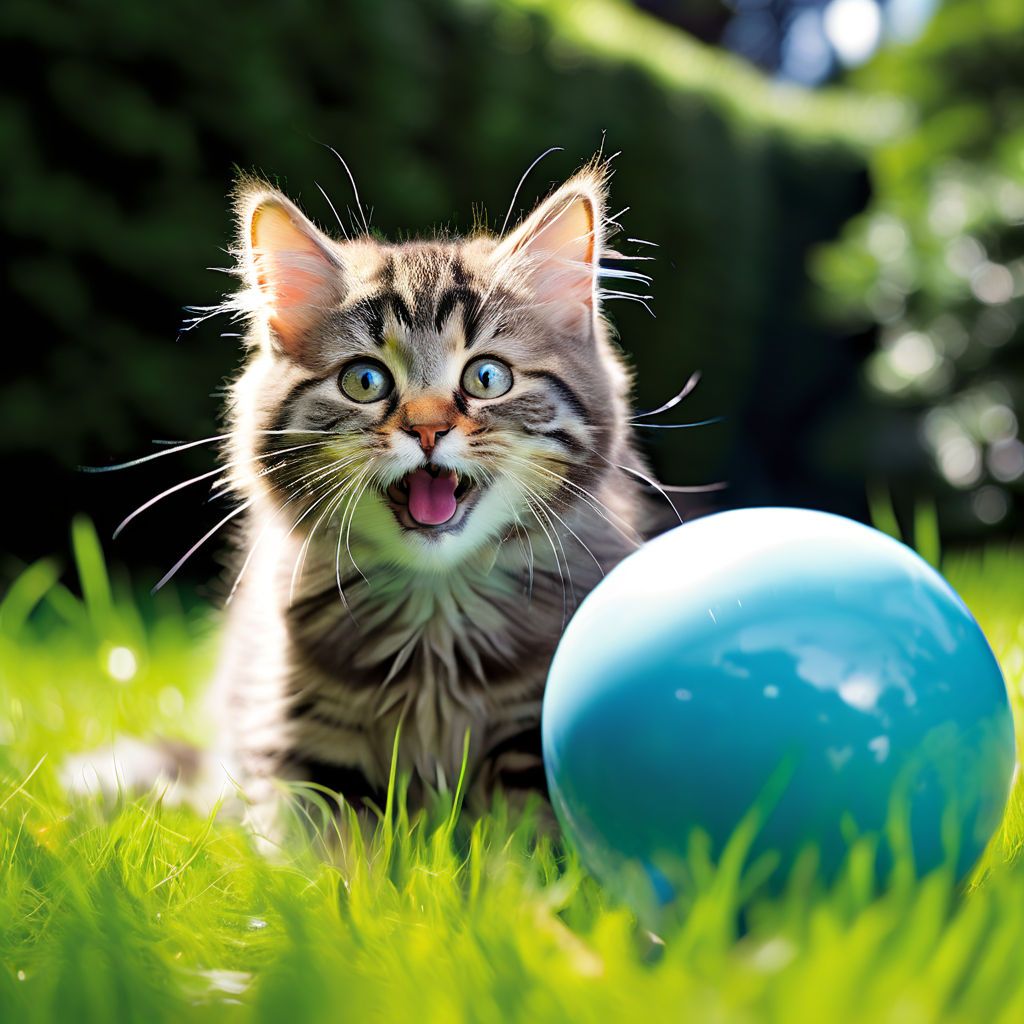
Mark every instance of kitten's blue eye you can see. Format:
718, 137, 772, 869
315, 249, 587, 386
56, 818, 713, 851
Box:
462, 357, 513, 399
339, 360, 392, 403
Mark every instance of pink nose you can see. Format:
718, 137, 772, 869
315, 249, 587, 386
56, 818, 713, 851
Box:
406, 422, 450, 453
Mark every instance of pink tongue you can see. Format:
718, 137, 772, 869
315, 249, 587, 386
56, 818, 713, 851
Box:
407, 469, 458, 526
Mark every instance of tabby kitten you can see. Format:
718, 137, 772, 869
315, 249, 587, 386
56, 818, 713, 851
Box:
127, 163, 655, 827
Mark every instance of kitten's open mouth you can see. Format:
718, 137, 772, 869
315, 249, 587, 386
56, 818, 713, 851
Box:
386, 465, 479, 534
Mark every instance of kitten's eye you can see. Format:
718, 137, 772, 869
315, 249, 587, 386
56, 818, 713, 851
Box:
339, 360, 393, 403
462, 357, 513, 400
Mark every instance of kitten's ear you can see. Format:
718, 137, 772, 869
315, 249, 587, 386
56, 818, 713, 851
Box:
494, 174, 604, 334
236, 184, 346, 360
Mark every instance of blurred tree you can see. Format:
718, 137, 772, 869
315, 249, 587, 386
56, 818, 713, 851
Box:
1, 0, 873, 581
814, 0, 1024, 541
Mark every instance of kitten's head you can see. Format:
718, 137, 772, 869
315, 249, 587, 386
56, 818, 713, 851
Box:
226, 163, 635, 572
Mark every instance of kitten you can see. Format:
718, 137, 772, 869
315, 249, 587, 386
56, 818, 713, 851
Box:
73, 161, 658, 830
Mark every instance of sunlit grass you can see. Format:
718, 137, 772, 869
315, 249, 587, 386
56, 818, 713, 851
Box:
2, 521, 1024, 1022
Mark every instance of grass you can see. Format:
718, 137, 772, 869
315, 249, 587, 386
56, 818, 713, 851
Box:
2, 521, 1024, 1023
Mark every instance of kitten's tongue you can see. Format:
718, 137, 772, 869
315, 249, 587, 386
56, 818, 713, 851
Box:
406, 469, 458, 526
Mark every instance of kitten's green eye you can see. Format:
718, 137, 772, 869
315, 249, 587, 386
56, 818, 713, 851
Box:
462, 357, 513, 400
339, 360, 392, 403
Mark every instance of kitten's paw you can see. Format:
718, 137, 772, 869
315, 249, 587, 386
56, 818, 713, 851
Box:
60, 736, 235, 814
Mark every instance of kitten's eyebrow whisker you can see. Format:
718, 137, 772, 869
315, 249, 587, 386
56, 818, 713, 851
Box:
321, 144, 371, 237
315, 181, 350, 241
500, 146, 565, 237
598, 291, 656, 317
597, 266, 652, 285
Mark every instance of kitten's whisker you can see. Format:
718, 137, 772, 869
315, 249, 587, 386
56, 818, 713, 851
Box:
115, 466, 224, 539
597, 266, 652, 285
518, 479, 603, 580
492, 479, 535, 599
229, 455, 364, 605
322, 144, 371, 236
81, 429, 338, 473
116, 440, 330, 538
290, 471, 365, 612
632, 417, 724, 430
339, 463, 379, 589
209, 440, 342, 501
659, 481, 729, 493
499, 146, 565, 237
288, 473, 363, 605
152, 499, 254, 594
522, 492, 569, 628
314, 181, 350, 241
631, 371, 702, 421
612, 462, 684, 525
497, 452, 643, 549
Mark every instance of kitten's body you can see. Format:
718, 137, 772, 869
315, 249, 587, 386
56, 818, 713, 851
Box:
71, 163, 657, 827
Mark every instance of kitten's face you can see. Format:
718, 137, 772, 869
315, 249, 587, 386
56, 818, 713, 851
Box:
229, 170, 630, 571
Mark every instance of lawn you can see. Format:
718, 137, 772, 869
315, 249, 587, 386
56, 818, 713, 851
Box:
2, 520, 1024, 1023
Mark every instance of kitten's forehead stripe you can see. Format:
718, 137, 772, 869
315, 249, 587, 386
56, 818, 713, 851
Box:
433, 286, 483, 341
346, 243, 495, 356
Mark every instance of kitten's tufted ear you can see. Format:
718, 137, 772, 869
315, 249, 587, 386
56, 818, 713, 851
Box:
236, 184, 346, 360
494, 174, 604, 335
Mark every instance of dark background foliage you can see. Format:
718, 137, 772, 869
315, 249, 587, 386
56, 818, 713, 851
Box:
815, 0, 1024, 538
2, 0, 1018, 588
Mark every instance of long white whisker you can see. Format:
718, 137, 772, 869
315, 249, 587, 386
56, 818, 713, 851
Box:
338, 462, 378, 589
496, 452, 643, 549
81, 429, 336, 473
288, 468, 366, 605
208, 440, 343, 501
152, 499, 253, 593
522, 492, 569, 627
518, 479, 602, 579
229, 455, 365, 604
613, 463, 683, 525
114, 440, 329, 538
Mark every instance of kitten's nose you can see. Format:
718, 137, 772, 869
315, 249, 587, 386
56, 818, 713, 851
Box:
406, 422, 450, 454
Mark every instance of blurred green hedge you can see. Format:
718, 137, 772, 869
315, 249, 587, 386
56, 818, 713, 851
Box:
2, 0, 873, 574
815, 0, 1024, 540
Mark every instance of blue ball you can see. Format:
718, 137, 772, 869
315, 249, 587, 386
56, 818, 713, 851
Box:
543, 508, 1015, 888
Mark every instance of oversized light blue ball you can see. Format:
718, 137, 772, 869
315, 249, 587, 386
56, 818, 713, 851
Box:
543, 508, 1015, 887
